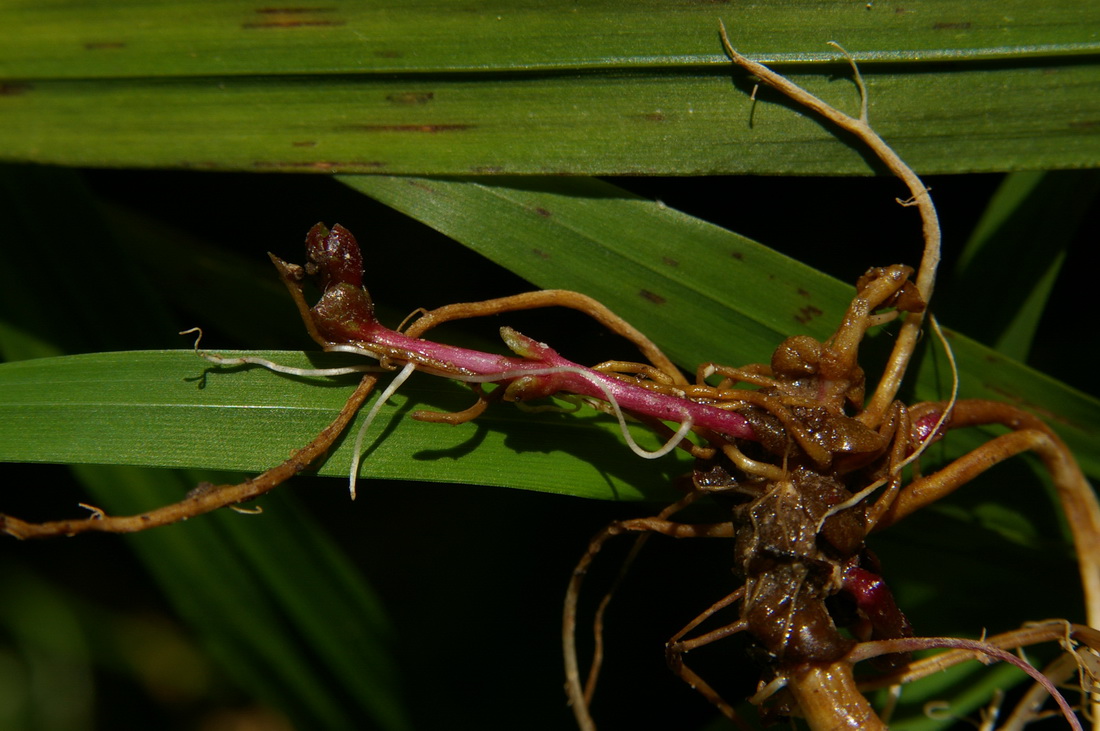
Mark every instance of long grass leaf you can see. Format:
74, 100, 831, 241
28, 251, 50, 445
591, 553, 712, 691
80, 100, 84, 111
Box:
4, 0, 1097, 77
1, 3, 1098, 173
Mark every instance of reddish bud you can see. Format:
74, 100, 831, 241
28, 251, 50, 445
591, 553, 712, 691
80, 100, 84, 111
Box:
305, 222, 364, 291
912, 411, 947, 447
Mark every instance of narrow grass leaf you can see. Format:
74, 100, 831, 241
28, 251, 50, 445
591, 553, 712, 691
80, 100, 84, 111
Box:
0, 350, 683, 502
1, 2, 1098, 174
4, 64, 1098, 175
4, 0, 1097, 78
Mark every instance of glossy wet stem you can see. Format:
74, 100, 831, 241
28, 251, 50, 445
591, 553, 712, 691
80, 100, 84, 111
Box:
270, 223, 758, 444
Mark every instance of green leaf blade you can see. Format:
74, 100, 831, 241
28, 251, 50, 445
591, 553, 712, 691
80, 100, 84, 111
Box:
2, 2, 1099, 174
5, 64, 1099, 174
4, 1, 1098, 78
0, 350, 684, 501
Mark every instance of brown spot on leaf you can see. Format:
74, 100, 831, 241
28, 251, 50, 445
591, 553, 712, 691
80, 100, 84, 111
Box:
345, 123, 474, 133
256, 6, 337, 11
932, 21, 971, 30
640, 111, 666, 122
662, 256, 679, 267
794, 305, 824, 324
387, 91, 434, 105
797, 288, 810, 298
244, 7, 343, 28
1070, 120, 1100, 130
243, 19, 345, 27
251, 160, 385, 171
533, 207, 552, 218
532, 249, 551, 260
640, 290, 666, 305
731, 251, 744, 261
252, 160, 330, 170
406, 179, 435, 193
0, 83, 31, 96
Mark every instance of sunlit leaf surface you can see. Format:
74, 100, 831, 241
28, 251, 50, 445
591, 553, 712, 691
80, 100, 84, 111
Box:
1, 1, 1098, 173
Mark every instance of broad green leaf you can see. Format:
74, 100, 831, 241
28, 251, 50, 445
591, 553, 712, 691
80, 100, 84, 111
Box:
4, 0, 1097, 78
343, 175, 855, 360
0, 350, 681, 501
1, 1, 1098, 174
4, 63, 1097, 175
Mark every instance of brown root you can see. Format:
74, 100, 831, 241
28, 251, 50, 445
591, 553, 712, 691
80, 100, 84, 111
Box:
563, 493, 733, 730
877, 399, 1100, 632
718, 21, 940, 424
0, 374, 377, 539
850, 627, 1092, 731
785, 662, 888, 731
664, 589, 752, 730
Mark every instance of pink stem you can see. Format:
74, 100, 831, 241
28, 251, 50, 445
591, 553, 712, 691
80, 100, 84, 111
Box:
299, 222, 759, 443
344, 310, 758, 442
